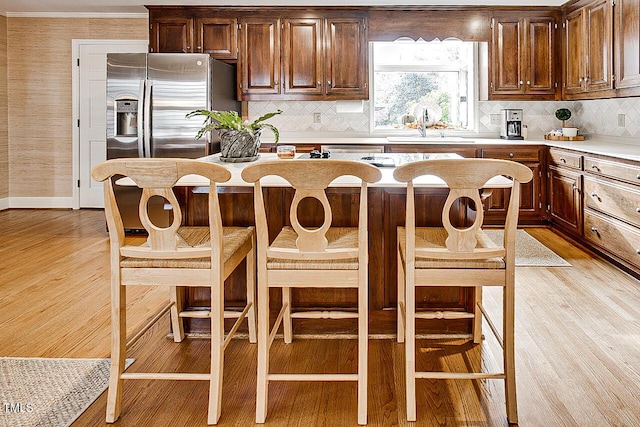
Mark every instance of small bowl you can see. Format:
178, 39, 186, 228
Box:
562, 127, 579, 137
277, 145, 296, 159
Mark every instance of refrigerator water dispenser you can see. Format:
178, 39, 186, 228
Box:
115, 99, 138, 136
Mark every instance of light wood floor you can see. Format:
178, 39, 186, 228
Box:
2, 209, 640, 426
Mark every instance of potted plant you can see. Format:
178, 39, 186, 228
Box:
555, 108, 578, 137
187, 109, 283, 162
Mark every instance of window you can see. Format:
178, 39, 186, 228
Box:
371, 39, 476, 133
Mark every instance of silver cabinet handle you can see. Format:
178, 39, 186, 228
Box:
560, 158, 566, 163
327, 80, 332, 87
591, 192, 598, 198
637, 174, 640, 179
637, 249, 640, 255
196, 46, 202, 51
591, 165, 600, 171
572, 185, 578, 191
509, 153, 514, 158
591, 226, 598, 232
317, 81, 321, 85
579, 77, 584, 82
527, 80, 531, 85
636, 208, 640, 213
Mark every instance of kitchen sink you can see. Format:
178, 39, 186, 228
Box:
386, 136, 474, 143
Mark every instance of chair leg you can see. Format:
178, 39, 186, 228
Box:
170, 286, 185, 343
504, 280, 518, 424
256, 276, 270, 423
397, 248, 405, 343
282, 287, 293, 344
106, 281, 126, 423
246, 239, 257, 344
405, 271, 417, 422
208, 278, 225, 425
357, 269, 368, 425
473, 286, 483, 344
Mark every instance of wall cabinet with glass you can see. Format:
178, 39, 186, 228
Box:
490, 11, 559, 100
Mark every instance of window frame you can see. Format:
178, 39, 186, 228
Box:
368, 40, 479, 136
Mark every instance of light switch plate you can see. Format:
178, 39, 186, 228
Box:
618, 113, 625, 127
490, 114, 501, 126
314, 112, 322, 123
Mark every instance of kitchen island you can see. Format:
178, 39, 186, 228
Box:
171, 152, 511, 336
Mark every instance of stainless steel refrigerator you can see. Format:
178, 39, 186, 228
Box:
106, 53, 240, 231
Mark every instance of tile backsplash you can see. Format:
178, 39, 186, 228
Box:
249, 98, 640, 142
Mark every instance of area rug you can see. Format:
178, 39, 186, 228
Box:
484, 229, 571, 267
0, 357, 133, 427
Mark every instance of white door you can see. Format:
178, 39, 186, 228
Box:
77, 40, 148, 208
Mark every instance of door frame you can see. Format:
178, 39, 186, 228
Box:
71, 39, 148, 209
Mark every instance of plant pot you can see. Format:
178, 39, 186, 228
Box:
562, 127, 578, 138
218, 129, 261, 162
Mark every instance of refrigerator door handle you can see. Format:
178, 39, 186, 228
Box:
143, 79, 153, 158
137, 79, 145, 158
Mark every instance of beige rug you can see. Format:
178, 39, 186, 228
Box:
0, 357, 132, 427
484, 229, 571, 267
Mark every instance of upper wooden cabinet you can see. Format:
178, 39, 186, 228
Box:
149, 10, 238, 60
150, 17, 193, 53
490, 11, 558, 100
240, 14, 368, 100
563, 0, 614, 99
615, 0, 640, 95
239, 17, 281, 96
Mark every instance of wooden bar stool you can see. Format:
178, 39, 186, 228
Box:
242, 159, 381, 425
394, 158, 532, 424
92, 158, 257, 425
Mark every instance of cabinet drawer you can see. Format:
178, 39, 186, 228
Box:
584, 175, 640, 228
584, 156, 640, 184
584, 208, 640, 269
548, 148, 582, 170
482, 147, 540, 162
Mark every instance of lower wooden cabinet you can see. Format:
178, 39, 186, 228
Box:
584, 208, 640, 270
548, 165, 582, 236
481, 147, 545, 224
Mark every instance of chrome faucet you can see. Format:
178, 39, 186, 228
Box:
417, 108, 429, 137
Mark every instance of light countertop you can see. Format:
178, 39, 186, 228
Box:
264, 135, 640, 162
117, 152, 512, 188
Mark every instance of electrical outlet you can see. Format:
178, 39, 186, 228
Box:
490, 114, 501, 126
618, 113, 626, 127
313, 112, 321, 123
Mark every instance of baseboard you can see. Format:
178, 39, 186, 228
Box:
0, 197, 8, 210
8, 197, 74, 209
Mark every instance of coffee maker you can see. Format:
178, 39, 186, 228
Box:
500, 109, 524, 140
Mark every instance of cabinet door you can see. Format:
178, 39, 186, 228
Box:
527, 17, 556, 95
483, 163, 543, 224
196, 17, 238, 59
325, 17, 368, 98
549, 165, 582, 235
564, 10, 585, 95
282, 18, 324, 96
585, 0, 613, 92
615, 0, 640, 90
240, 18, 281, 96
151, 17, 194, 53
491, 17, 524, 95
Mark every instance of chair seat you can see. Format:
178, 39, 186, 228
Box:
267, 226, 359, 270
398, 227, 505, 269
120, 226, 254, 268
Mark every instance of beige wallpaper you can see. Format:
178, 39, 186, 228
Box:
0, 16, 8, 201
7, 17, 148, 198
